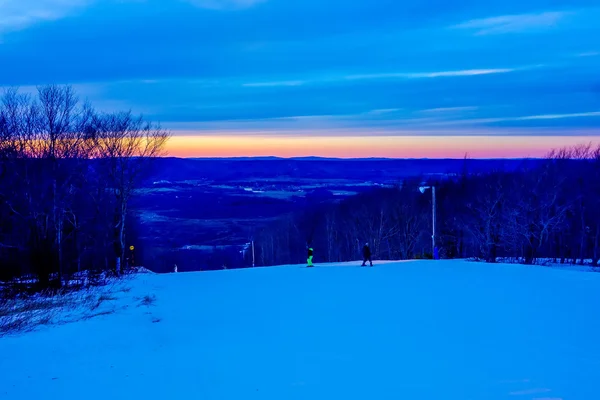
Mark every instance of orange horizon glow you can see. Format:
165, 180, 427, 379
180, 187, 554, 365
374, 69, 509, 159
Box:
165, 134, 600, 159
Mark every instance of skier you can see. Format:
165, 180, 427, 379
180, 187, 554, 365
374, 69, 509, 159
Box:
307, 246, 314, 268
361, 242, 373, 267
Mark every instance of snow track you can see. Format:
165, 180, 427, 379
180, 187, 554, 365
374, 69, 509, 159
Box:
1, 260, 599, 399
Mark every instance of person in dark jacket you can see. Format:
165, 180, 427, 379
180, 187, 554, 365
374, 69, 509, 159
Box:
307, 246, 314, 267
362, 242, 373, 267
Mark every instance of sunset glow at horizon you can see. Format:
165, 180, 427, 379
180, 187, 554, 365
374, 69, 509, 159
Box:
166, 134, 599, 159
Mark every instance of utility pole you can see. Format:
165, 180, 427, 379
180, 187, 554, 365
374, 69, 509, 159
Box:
432, 186, 436, 258
252, 240, 255, 267
419, 185, 438, 259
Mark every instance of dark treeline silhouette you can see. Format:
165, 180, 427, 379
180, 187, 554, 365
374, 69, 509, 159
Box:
254, 145, 600, 267
0, 85, 168, 289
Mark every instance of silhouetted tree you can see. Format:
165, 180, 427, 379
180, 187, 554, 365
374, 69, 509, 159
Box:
253, 144, 600, 267
0, 85, 169, 290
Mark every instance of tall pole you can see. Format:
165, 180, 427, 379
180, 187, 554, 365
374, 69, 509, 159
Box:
251, 240, 255, 267
432, 186, 436, 258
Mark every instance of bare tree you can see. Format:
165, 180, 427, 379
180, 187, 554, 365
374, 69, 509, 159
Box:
93, 111, 169, 273
0, 85, 169, 289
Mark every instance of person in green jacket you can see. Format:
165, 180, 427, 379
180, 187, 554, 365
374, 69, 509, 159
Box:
307, 246, 314, 267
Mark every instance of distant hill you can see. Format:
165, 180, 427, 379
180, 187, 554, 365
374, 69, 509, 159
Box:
144, 157, 539, 183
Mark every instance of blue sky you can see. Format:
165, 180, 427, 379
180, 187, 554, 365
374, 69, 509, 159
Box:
1, 0, 599, 139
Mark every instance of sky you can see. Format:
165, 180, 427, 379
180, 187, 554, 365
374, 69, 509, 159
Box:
1, 0, 599, 158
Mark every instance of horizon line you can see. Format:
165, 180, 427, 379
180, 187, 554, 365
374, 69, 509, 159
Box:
160, 155, 541, 161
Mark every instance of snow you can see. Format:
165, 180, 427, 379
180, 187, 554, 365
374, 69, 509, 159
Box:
2, 260, 600, 399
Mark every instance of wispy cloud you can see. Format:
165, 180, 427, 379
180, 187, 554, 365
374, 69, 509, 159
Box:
345, 69, 514, 80
0, 0, 92, 33
365, 109, 403, 115
185, 0, 267, 10
242, 80, 306, 87
516, 111, 600, 120
439, 111, 600, 125
242, 68, 517, 88
453, 11, 570, 35
421, 107, 479, 113
577, 51, 600, 57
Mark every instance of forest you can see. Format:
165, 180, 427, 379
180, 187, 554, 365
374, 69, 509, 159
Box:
0, 85, 168, 288
2, 85, 599, 288
253, 145, 600, 267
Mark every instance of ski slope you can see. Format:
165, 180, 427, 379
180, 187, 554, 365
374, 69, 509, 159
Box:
2, 260, 600, 399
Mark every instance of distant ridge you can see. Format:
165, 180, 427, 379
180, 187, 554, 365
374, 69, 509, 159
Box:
145, 157, 543, 183
181, 156, 535, 161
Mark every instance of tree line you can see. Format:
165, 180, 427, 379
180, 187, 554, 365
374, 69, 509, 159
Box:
253, 145, 600, 266
0, 85, 169, 288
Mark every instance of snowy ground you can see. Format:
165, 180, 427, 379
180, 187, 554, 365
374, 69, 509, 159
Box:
1, 260, 600, 399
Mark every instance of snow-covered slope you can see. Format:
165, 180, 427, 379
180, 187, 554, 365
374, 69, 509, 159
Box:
1, 260, 600, 399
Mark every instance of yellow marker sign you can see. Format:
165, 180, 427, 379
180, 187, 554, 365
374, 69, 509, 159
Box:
129, 246, 135, 251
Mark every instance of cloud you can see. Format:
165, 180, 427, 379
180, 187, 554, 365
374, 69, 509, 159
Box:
365, 109, 403, 115
453, 11, 571, 35
241, 69, 517, 88
577, 51, 600, 57
185, 0, 267, 10
2, 0, 597, 138
421, 107, 479, 113
0, 0, 92, 33
438, 111, 600, 126
345, 69, 515, 80
236, 68, 519, 89
516, 111, 600, 120
242, 80, 306, 87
